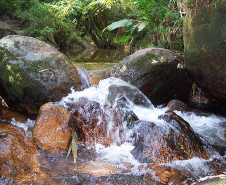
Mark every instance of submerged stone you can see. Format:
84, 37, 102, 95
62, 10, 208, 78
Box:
0, 35, 82, 115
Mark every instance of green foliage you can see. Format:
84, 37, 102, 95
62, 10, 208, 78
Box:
104, 0, 184, 51
85, 0, 114, 48
13, 0, 93, 49
0, 0, 33, 13
1, 0, 184, 51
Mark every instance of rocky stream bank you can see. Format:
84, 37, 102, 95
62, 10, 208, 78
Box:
0, 0, 226, 183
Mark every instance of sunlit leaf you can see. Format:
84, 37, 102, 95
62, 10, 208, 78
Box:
137, 21, 148, 32
103, 19, 132, 32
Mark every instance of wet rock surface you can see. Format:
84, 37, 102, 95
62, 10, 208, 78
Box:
183, 0, 226, 104
33, 102, 72, 152
167, 99, 187, 112
131, 111, 212, 163
0, 123, 54, 184
106, 48, 192, 105
0, 35, 82, 115
144, 164, 192, 184
68, 97, 138, 147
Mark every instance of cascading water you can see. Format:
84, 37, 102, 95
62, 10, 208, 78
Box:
7, 77, 225, 184
58, 77, 226, 183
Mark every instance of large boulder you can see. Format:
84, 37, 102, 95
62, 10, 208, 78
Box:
0, 123, 54, 184
0, 35, 82, 115
131, 111, 212, 163
33, 102, 72, 152
106, 48, 192, 105
69, 97, 138, 147
183, 0, 226, 104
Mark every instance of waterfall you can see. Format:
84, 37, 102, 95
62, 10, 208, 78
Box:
76, 67, 91, 89
58, 77, 226, 178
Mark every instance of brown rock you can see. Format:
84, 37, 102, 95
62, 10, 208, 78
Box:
69, 98, 138, 147
167, 99, 187, 112
89, 74, 101, 86
0, 123, 54, 184
131, 111, 212, 163
33, 102, 72, 152
144, 164, 191, 184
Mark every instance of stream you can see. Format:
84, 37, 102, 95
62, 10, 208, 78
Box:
1, 49, 225, 184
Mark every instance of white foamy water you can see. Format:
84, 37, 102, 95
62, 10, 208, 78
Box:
175, 110, 226, 148
60, 77, 165, 125
11, 118, 35, 132
58, 77, 226, 179
3, 77, 224, 184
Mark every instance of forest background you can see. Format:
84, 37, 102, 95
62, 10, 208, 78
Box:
0, 0, 185, 52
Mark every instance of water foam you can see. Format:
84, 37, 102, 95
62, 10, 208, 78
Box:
58, 77, 226, 178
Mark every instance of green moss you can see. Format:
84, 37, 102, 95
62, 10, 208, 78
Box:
131, 52, 159, 70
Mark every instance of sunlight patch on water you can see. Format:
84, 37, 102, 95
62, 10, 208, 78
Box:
95, 142, 153, 175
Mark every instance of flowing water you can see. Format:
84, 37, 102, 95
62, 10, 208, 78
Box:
1, 50, 225, 184
5, 77, 225, 184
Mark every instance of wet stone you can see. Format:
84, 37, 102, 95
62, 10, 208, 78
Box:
70, 99, 138, 147
167, 99, 187, 112
131, 111, 212, 163
33, 102, 72, 152
144, 164, 192, 184
0, 123, 54, 184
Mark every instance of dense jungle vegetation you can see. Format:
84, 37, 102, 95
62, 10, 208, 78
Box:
0, 0, 184, 51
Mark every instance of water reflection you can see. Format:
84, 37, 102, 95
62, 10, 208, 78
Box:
63, 49, 130, 71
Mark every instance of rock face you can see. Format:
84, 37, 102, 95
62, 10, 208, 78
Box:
67, 97, 138, 147
0, 35, 82, 115
0, 123, 54, 184
0, 21, 15, 39
33, 102, 72, 152
131, 111, 211, 163
183, 0, 226, 104
167, 99, 187, 112
107, 48, 192, 105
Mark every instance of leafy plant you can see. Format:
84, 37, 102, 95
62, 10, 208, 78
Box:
85, 0, 114, 48
103, 0, 184, 51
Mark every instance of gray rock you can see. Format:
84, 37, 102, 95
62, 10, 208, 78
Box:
106, 48, 192, 105
0, 35, 81, 115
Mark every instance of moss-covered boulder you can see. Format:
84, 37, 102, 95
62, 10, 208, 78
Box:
183, 0, 226, 104
0, 35, 82, 115
106, 48, 192, 105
